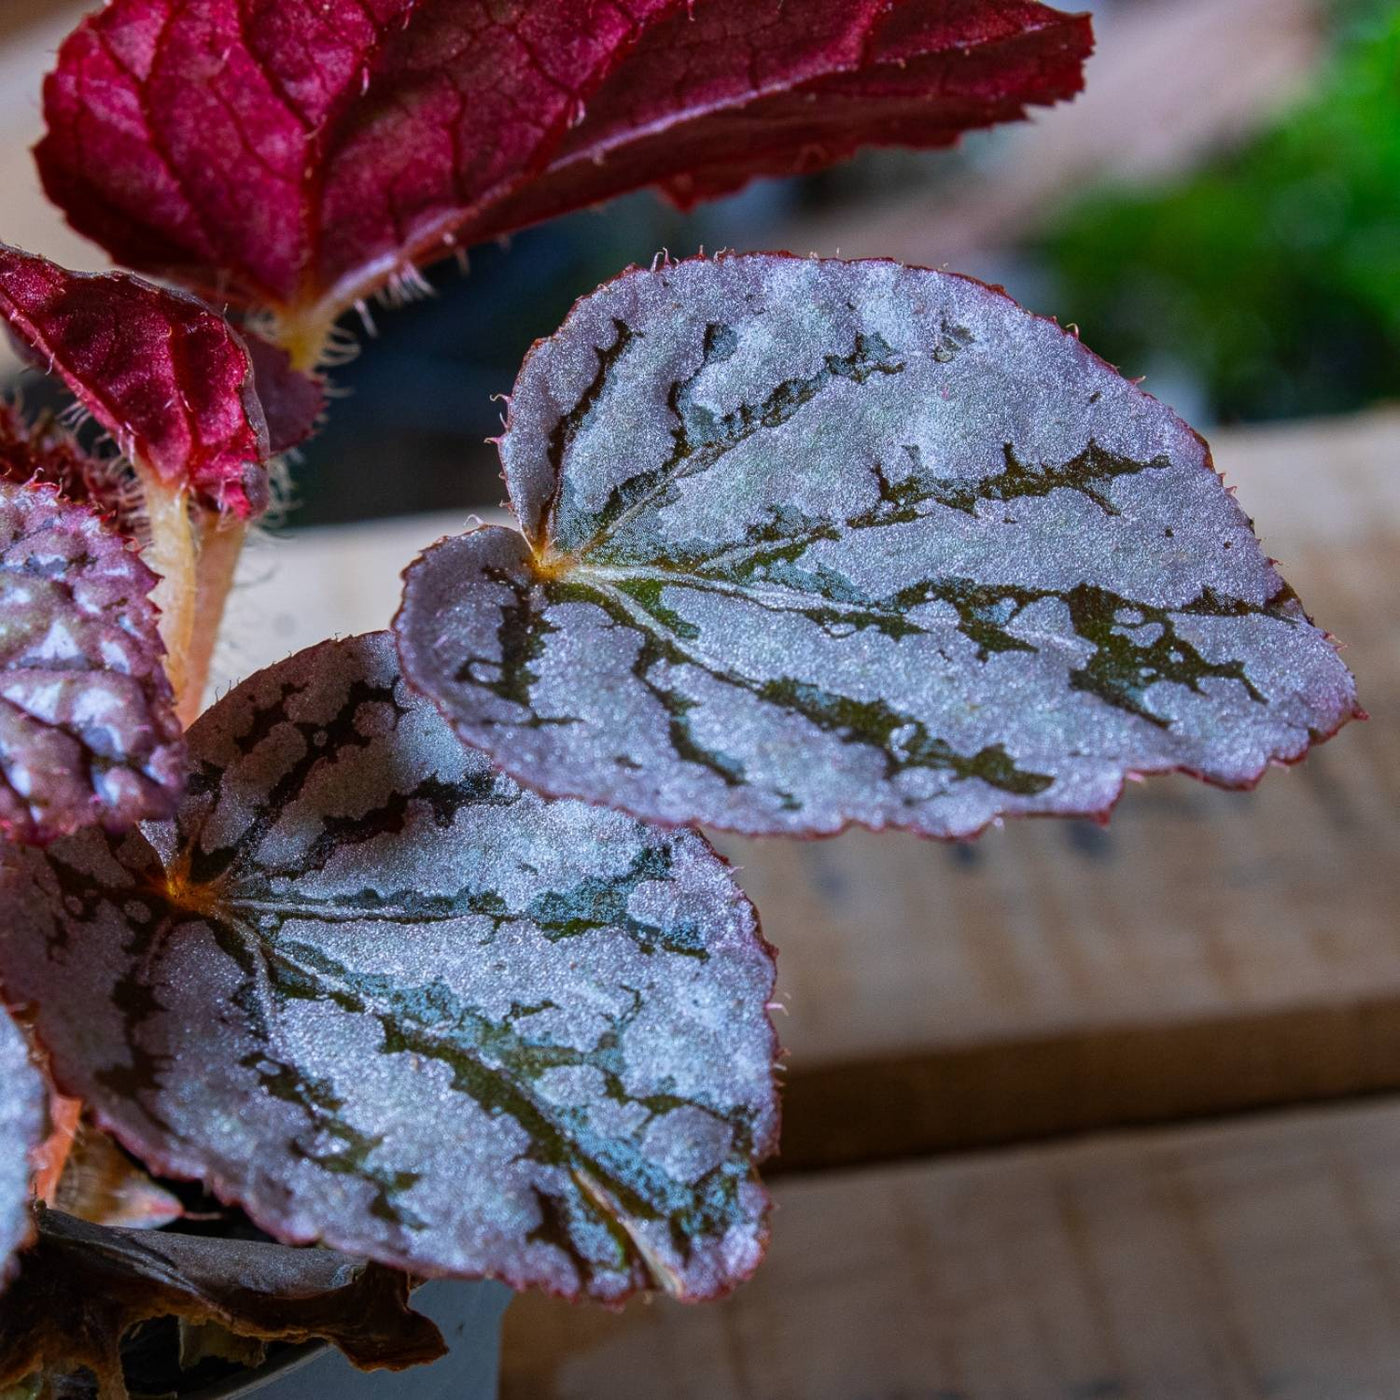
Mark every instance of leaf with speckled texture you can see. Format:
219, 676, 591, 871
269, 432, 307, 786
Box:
0, 633, 777, 1302
0, 245, 271, 518
0, 1007, 44, 1290
34, 0, 1089, 323
395, 254, 1360, 839
0, 479, 184, 845
0, 1210, 446, 1395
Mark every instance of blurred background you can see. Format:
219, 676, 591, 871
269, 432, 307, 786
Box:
1, 0, 1395, 525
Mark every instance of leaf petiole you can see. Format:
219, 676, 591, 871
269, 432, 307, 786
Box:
133, 464, 197, 721
135, 467, 247, 727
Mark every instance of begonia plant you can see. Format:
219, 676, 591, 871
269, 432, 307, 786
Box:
0, 2, 1360, 1394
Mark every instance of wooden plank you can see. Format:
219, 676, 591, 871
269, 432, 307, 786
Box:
501, 1098, 1400, 1400
220, 410, 1400, 1164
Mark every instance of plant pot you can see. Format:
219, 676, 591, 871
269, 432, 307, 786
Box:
191, 1281, 512, 1400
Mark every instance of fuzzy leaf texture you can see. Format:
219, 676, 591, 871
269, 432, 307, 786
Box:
0, 479, 184, 844
35, 0, 1091, 325
394, 255, 1360, 839
0, 633, 778, 1302
0, 401, 136, 539
0, 245, 275, 516
0, 1007, 45, 1289
0, 1210, 445, 1398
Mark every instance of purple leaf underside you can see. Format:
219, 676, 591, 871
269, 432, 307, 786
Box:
0, 244, 271, 517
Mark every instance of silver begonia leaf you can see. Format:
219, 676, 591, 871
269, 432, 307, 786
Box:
0, 478, 184, 844
396, 254, 1359, 837
0, 1005, 44, 1288
0, 633, 777, 1301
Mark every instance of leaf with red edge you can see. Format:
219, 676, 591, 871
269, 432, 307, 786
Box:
0, 1006, 45, 1290
393, 254, 1361, 839
0, 632, 778, 1302
471, 0, 1095, 236
35, 0, 1090, 328
0, 244, 270, 517
0, 1210, 446, 1396
0, 478, 185, 844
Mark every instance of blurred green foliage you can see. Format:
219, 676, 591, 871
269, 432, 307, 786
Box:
1042, 3, 1400, 423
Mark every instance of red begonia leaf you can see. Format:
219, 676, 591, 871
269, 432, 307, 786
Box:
0, 632, 778, 1301
243, 333, 325, 457
393, 254, 1360, 838
470, 0, 1095, 238
35, 1, 1090, 327
0, 1210, 445, 1396
0, 478, 184, 844
0, 244, 270, 517
0, 400, 128, 527
0, 1007, 45, 1290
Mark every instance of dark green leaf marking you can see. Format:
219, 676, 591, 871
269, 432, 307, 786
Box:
397, 256, 1357, 837
0, 634, 778, 1302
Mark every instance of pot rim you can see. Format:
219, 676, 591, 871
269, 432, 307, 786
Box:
183, 1340, 324, 1400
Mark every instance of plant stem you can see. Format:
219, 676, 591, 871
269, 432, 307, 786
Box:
136, 463, 198, 717
139, 315, 329, 726
181, 517, 247, 725
278, 310, 336, 375
136, 466, 249, 726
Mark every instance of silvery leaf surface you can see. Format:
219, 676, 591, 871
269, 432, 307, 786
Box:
0, 1006, 44, 1288
0, 633, 777, 1302
395, 254, 1360, 838
0, 478, 184, 844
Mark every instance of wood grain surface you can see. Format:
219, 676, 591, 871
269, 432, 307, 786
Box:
502, 1100, 1400, 1400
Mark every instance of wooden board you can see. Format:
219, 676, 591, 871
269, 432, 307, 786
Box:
499, 1097, 1400, 1400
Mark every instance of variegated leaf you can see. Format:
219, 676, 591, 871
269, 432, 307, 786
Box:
0, 479, 184, 845
0, 633, 777, 1302
0, 1007, 44, 1289
395, 254, 1359, 838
